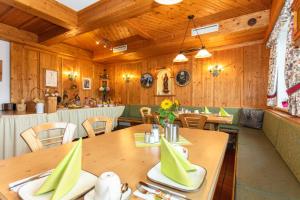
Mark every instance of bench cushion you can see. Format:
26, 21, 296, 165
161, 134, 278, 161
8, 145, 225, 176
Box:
263, 111, 300, 182
262, 111, 281, 146
276, 117, 300, 182
236, 127, 300, 200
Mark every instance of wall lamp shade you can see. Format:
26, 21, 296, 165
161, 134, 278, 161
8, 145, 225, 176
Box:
173, 53, 188, 63
154, 0, 183, 5
195, 47, 212, 59
208, 65, 224, 77
122, 74, 134, 82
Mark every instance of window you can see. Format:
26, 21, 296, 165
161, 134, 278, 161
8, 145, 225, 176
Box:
276, 21, 289, 109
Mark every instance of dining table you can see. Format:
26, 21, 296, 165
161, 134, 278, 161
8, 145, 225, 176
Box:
0, 124, 229, 200
146, 113, 234, 130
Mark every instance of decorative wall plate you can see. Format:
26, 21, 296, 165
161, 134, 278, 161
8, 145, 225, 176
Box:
175, 70, 190, 86
140, 73, 154, 88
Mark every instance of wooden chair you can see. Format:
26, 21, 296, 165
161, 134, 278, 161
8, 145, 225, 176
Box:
179, 114, 208, 129
21, 122, 76, 152
82, 116, 113, 138
140, 107, 152, 124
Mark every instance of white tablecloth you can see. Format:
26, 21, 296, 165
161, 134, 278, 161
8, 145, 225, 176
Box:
0, 106, 125, 160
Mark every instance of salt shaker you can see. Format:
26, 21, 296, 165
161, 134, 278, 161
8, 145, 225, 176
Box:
151, 124, 160, 143
149, 134, 155, 144
144, 132, 150, 143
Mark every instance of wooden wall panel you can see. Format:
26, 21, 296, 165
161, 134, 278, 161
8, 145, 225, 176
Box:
242, 45, 269, 107
108, 43, 269, 108
39, 51, 61, 93
10, 43, 39, 102
10, 42, 104, 103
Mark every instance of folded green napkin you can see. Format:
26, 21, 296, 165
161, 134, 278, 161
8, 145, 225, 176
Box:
219, 107, 230, 117
160, 137, 196, 187
204, 107, 211, 114
36, 138, 82, 200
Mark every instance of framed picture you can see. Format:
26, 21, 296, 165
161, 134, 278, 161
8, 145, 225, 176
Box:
82, 78, 92, 90
45, 69, 58, 88
175, 70, 191, 86
140, 73, 154, 88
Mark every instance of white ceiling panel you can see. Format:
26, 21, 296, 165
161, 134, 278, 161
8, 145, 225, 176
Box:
56, 0, 100, 11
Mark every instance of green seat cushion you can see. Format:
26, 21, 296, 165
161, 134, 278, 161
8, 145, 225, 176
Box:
121, 105, 130, 118
276, 117, 300, 183
262, 111, 281, 146
128, 105, 143, 118
218, 124, 239, 133
236, 127, 300, 200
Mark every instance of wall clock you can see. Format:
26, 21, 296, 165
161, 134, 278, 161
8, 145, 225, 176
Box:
175, 70, 191, 86
140, 73, 154, 88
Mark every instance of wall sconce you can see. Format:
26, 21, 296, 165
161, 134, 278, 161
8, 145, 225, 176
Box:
122, 74, 134, 82
67, 71, 78, 81
208, 65, 224, 77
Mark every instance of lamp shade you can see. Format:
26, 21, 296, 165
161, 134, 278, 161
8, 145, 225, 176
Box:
195, 47, 212, 58
173, 53, 188, 63
154, 0, 183, 5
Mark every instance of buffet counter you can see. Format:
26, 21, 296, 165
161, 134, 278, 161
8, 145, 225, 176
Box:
0, 106, 125, 160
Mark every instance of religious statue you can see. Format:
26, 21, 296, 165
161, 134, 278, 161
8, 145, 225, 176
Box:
163, 73, 169, 94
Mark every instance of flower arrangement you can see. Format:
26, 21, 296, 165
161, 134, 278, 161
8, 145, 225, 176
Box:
158, 99, 180, 126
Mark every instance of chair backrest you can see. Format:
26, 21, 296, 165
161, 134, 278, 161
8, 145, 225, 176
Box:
82, 116, 113, 138
21, 122, 76, 152
140, 107, 152, 123
179, 114, 208, 129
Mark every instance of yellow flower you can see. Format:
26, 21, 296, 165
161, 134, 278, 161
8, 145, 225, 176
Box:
161, 99, 173, 110
174, 100, 180, 106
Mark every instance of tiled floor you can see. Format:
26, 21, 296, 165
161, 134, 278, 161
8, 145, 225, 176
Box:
213, 147, 236, 200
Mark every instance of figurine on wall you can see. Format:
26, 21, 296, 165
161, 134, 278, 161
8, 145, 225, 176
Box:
74, 94, 81, 106
163, 73, 169, 94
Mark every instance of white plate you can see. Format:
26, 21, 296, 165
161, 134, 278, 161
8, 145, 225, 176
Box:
84, 187, 131, 200
147, 162, 206, 192
18, 170, 97, 200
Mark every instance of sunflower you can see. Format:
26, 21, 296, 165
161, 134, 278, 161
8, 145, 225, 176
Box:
161, 99, 173, 110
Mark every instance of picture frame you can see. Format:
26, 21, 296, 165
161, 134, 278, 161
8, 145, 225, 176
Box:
175, 70, 191, 86
82, 78, 92, 90
140, 73, 154, 88
45, 69, 58, 88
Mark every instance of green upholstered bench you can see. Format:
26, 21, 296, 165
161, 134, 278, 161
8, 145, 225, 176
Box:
236, 110, 300, 200
118, 104, 241, 130
118, 104, 160, 125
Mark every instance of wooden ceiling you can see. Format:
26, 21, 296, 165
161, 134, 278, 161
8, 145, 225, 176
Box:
0, 0, 272, 63
0, 2, 67, 37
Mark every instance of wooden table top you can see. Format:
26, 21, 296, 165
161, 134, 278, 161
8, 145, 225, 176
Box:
0, 124, 229, 200
195, 114, 233, 125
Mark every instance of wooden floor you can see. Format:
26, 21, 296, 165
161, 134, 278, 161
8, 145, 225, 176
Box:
213, 146, 236, 200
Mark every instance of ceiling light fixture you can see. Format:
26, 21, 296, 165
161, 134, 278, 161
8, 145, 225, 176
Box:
154, 0, 183, 5
191, 16, 212, 59
173, 15, 192, 63
173, 15, 212, 63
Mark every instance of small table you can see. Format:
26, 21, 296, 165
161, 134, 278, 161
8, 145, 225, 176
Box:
146, 113, 234, 130
0, 124, 228, 200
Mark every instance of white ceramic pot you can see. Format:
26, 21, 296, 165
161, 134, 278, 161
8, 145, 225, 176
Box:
35, 103, 44, 114
94, 172, 121, 200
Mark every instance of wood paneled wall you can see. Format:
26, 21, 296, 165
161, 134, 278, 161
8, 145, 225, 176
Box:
10, 42, 104, 103
107, 43, 269, 108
